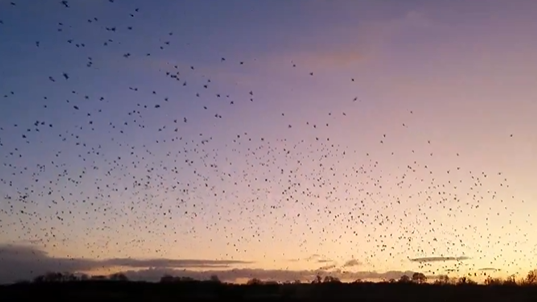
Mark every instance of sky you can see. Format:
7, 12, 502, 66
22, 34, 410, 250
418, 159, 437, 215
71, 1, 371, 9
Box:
0, 0, 536, 284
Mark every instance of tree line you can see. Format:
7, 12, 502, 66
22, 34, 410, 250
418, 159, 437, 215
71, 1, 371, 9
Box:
17, 269, 537, 286
3, 270, 537, 302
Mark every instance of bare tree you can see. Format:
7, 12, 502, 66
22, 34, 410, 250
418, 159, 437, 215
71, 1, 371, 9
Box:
525, 270, 537, 285
434, 275, 449, 285
311, 275, 322, 284
503, 275, 517, 285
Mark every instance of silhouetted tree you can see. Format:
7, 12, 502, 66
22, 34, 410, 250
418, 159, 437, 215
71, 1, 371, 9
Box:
323, 276, 341, 283
109, 273, 128, 281
209, 274, 221, 283
40, 272, 62, 282
33, 275, 45, 283
455, 276, 476, 285
503, 275, 517, 285
525, 270, 537, 285
412, 272, 427, 284
32, 272, 79, 283
160, 274, 175, 283
484, 276, 503, 285
65, 272, 78, 281
48, 272, 64, 282
16, 269, 537, 301
399, 275, 411, 283
246, 278, 263, 285
434, 275, 450, 285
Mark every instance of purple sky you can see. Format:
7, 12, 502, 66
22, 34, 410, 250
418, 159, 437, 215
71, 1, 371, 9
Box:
0, 0, 536, 284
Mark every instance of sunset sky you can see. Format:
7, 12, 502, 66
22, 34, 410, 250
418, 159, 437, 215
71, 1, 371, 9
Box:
0, 0, 536, 284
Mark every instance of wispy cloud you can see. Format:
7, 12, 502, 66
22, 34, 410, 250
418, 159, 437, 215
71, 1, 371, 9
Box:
409, 256, 470, 263
287, 254, 323, 262
342, 259, 362, 268
319, 264, 337, 271
0, 245, 414, 284
0, 244, 250, 284
100, 258, 248, 269
304, 254, 320, 261
316, 259, 333, 263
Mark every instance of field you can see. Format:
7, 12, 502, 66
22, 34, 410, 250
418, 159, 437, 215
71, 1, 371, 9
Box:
2, 280, 537, 301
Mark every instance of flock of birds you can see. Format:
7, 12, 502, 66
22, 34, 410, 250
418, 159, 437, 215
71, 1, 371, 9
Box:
0, 0, 535, 283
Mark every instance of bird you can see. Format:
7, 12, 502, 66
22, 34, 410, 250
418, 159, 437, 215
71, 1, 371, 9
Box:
0, 0, 532, 288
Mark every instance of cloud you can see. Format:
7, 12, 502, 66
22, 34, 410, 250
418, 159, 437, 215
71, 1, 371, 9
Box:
286, 258, 300, 262
304, 254, 321, 261
250, 8, 437, 73
100, 258, 246, 269
286, 254, 323, 262
342, 259, 362, 268
254, 47, 366, 73
316, 259, 333, 263
478, 268, 501, 271
318, 264, 337, 271
0, 244, 250, 284
409, 256, 470, 263
0, 244, 415, 284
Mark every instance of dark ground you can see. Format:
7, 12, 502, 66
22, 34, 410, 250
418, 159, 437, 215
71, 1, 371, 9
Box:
1, 281, 537, 302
